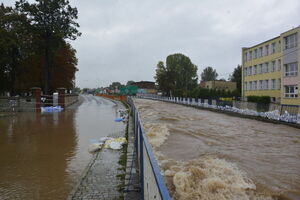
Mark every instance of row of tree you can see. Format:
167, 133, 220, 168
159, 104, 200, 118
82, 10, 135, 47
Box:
154, 53, 241, 97
0, 0, 80, 95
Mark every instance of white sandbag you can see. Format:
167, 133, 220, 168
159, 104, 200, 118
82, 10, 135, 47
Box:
88, 143, 103, 153
108, 141, 122, 150
99, 137, 113, 143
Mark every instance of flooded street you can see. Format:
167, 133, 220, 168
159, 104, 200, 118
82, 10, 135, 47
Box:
134, 99, 300, 200
0, 95, 124, 200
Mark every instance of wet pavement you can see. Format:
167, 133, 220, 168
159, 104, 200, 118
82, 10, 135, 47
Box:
69, 148, 124, 200
0, 95, 125, 200
134, 98, 300, 200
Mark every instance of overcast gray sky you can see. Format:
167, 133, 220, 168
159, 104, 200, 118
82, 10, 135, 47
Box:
3, 0, 300, 88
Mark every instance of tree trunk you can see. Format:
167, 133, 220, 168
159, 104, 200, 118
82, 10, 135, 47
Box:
10, 49, 17, 96
44, 38, 50, 94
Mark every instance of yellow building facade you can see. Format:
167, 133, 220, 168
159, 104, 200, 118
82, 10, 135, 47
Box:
200, 80, 237, 92
242, 27, 299, 105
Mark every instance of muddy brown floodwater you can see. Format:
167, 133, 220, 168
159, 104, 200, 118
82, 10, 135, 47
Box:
134, 99, 300, 200
0, 95, 124, 200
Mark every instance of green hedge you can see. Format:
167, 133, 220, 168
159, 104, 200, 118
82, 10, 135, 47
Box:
247, 95, 270, 104
170, 88, 239, 99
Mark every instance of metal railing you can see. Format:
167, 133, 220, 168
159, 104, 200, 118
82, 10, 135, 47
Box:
128, 97, 171, 200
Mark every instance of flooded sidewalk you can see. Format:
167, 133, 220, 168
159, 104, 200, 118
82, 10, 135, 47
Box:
68, 99, 127, 200
0, 95, 125, 200
69, 145, 124, 200
134, 98, 300, 200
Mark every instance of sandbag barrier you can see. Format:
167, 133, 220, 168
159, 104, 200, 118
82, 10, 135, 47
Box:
128, 97, 171, 200
135, 94, 300, 125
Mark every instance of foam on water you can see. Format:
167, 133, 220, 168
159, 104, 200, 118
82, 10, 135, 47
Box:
143, 123, 169, 147
160, 157, 275, 200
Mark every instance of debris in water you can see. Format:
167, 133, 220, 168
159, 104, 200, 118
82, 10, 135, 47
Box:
114, 117, 125, 122
104, 137, 127, 150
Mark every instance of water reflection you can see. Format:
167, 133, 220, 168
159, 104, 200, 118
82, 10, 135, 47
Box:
0, 95, 124, 200
0, 111, 77, 200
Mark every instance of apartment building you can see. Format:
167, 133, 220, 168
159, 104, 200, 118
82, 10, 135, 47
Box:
242, 26, 300, 105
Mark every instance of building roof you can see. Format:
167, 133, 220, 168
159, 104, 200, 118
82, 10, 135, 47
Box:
242, 25, 300, 50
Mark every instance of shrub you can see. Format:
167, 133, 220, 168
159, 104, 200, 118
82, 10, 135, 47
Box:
247, 95, 270, 104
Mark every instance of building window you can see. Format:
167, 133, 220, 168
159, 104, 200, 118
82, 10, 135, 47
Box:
249, 81, 252, 90
249, 51, 252, 60
284, 85, 298, 98
271, 42, 276, 53
271, 61, 276, 72
253, 81, 257, 90
262, 63, 268, 73
265, 80, 269, 90
278, 78, 281, 90
253, 65, 257, 75
249, 66, 252, 76
244, 52, 248, 62
284, 62, 298, 77
244, 82, 247, 91
259, 80, 263, 90
277, 59, 281, 71
258, 64, 262, 74
284, 33, 298, 49
254, 49, 258, 59
278, 40, 281, 52
258, 47, 263, 57
271, 79, 276, 89
265, 45, 269, 56
244, 68, 247, 76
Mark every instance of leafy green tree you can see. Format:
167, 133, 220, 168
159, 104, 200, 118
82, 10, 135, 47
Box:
126, 80, 135, 86
16, 0, 81, 94
154, 61, 172, 95
109, 82, 122, 90
0, 4, 32, 95
201, 66, 218, 81
229, 65, 242, 96
155, 54, 198, 96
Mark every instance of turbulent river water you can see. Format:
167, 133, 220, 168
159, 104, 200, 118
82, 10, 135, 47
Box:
0, 95, 123, 200
134, 99, 300, 200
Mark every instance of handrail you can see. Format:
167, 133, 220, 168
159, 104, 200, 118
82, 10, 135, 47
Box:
128, 97, 171, 200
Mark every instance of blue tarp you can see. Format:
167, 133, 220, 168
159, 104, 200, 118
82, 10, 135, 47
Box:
41, 106, 64, 113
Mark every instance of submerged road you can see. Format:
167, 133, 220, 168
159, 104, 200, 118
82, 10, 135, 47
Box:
0, 95, 125, 200
134, 98, 300, 200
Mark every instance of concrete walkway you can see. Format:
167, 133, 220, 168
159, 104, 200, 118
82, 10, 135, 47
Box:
68, 99, 126, 200
68, 99, 141, 200
69, 148, 124, 200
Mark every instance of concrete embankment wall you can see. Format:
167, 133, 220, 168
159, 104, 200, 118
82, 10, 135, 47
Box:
64, 94, 79, 107
0, 93, 78, 112
128, 97, 171, 200
0, 97, 36, 112
96, 94, 127, 101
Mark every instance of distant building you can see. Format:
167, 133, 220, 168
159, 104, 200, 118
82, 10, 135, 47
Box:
200, 80, 237, 92
132, 81, 157, 94
242, 26, 299, 105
